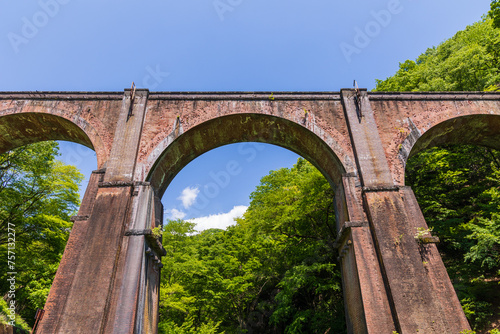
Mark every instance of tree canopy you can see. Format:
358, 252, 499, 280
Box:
158, 159, 345, 334
0, 141, 83, 328
374, 17, 500, 92
491, 0, 500, 29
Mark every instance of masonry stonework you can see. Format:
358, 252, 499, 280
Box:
2, 89, 499, 333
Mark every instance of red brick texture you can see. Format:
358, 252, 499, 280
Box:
2, 90, 498, 333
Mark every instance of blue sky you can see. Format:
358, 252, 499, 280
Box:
0, 0, 491, 230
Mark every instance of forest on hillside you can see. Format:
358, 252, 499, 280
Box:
157, 159, 344, 333
2, 4, 500, 334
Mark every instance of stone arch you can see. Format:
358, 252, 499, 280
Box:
398, 114, 500, 176
0, 111, 108, 168
145, 111, 355, 333
146, 113, 351, 198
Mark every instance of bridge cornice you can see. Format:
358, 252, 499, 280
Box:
368, 91, 500, 100
3, 90, 500, 101
0, 91, 343, 101
0, 91, 124, 100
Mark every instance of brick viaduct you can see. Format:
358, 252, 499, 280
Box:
2, 89, 500, 333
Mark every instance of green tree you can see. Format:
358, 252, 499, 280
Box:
158, 159, 345, 333
242, 158, 344, 333
0, 141, 83, 327
405, 146, 500, 330
159, 220, 275, 333
490, 0, 500, 29
374, 18, 500, 92
406, 146, 500, 271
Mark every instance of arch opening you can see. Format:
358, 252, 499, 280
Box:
0, 112, 107, 169
0, 113, 94, 153
157, 142, 346, 333
147, 113, 348, 198
404, 114, 500, 165
146, 112, 350, 332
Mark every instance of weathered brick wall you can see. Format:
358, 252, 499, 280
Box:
138, 93, 356, 196
0, 92, 123, 168
369, 92, 500, 185
3, 91, 500, 187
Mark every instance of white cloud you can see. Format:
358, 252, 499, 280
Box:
189, 205, 248, 232
167, 208, 187, 220
178, 186, 200, 209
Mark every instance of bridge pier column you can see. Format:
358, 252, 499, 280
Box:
335, 175, 396, 334
100, 182, 164, 334
340, 89, 471, 333
38, 89, 164, 334
38, 168, 104, 331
